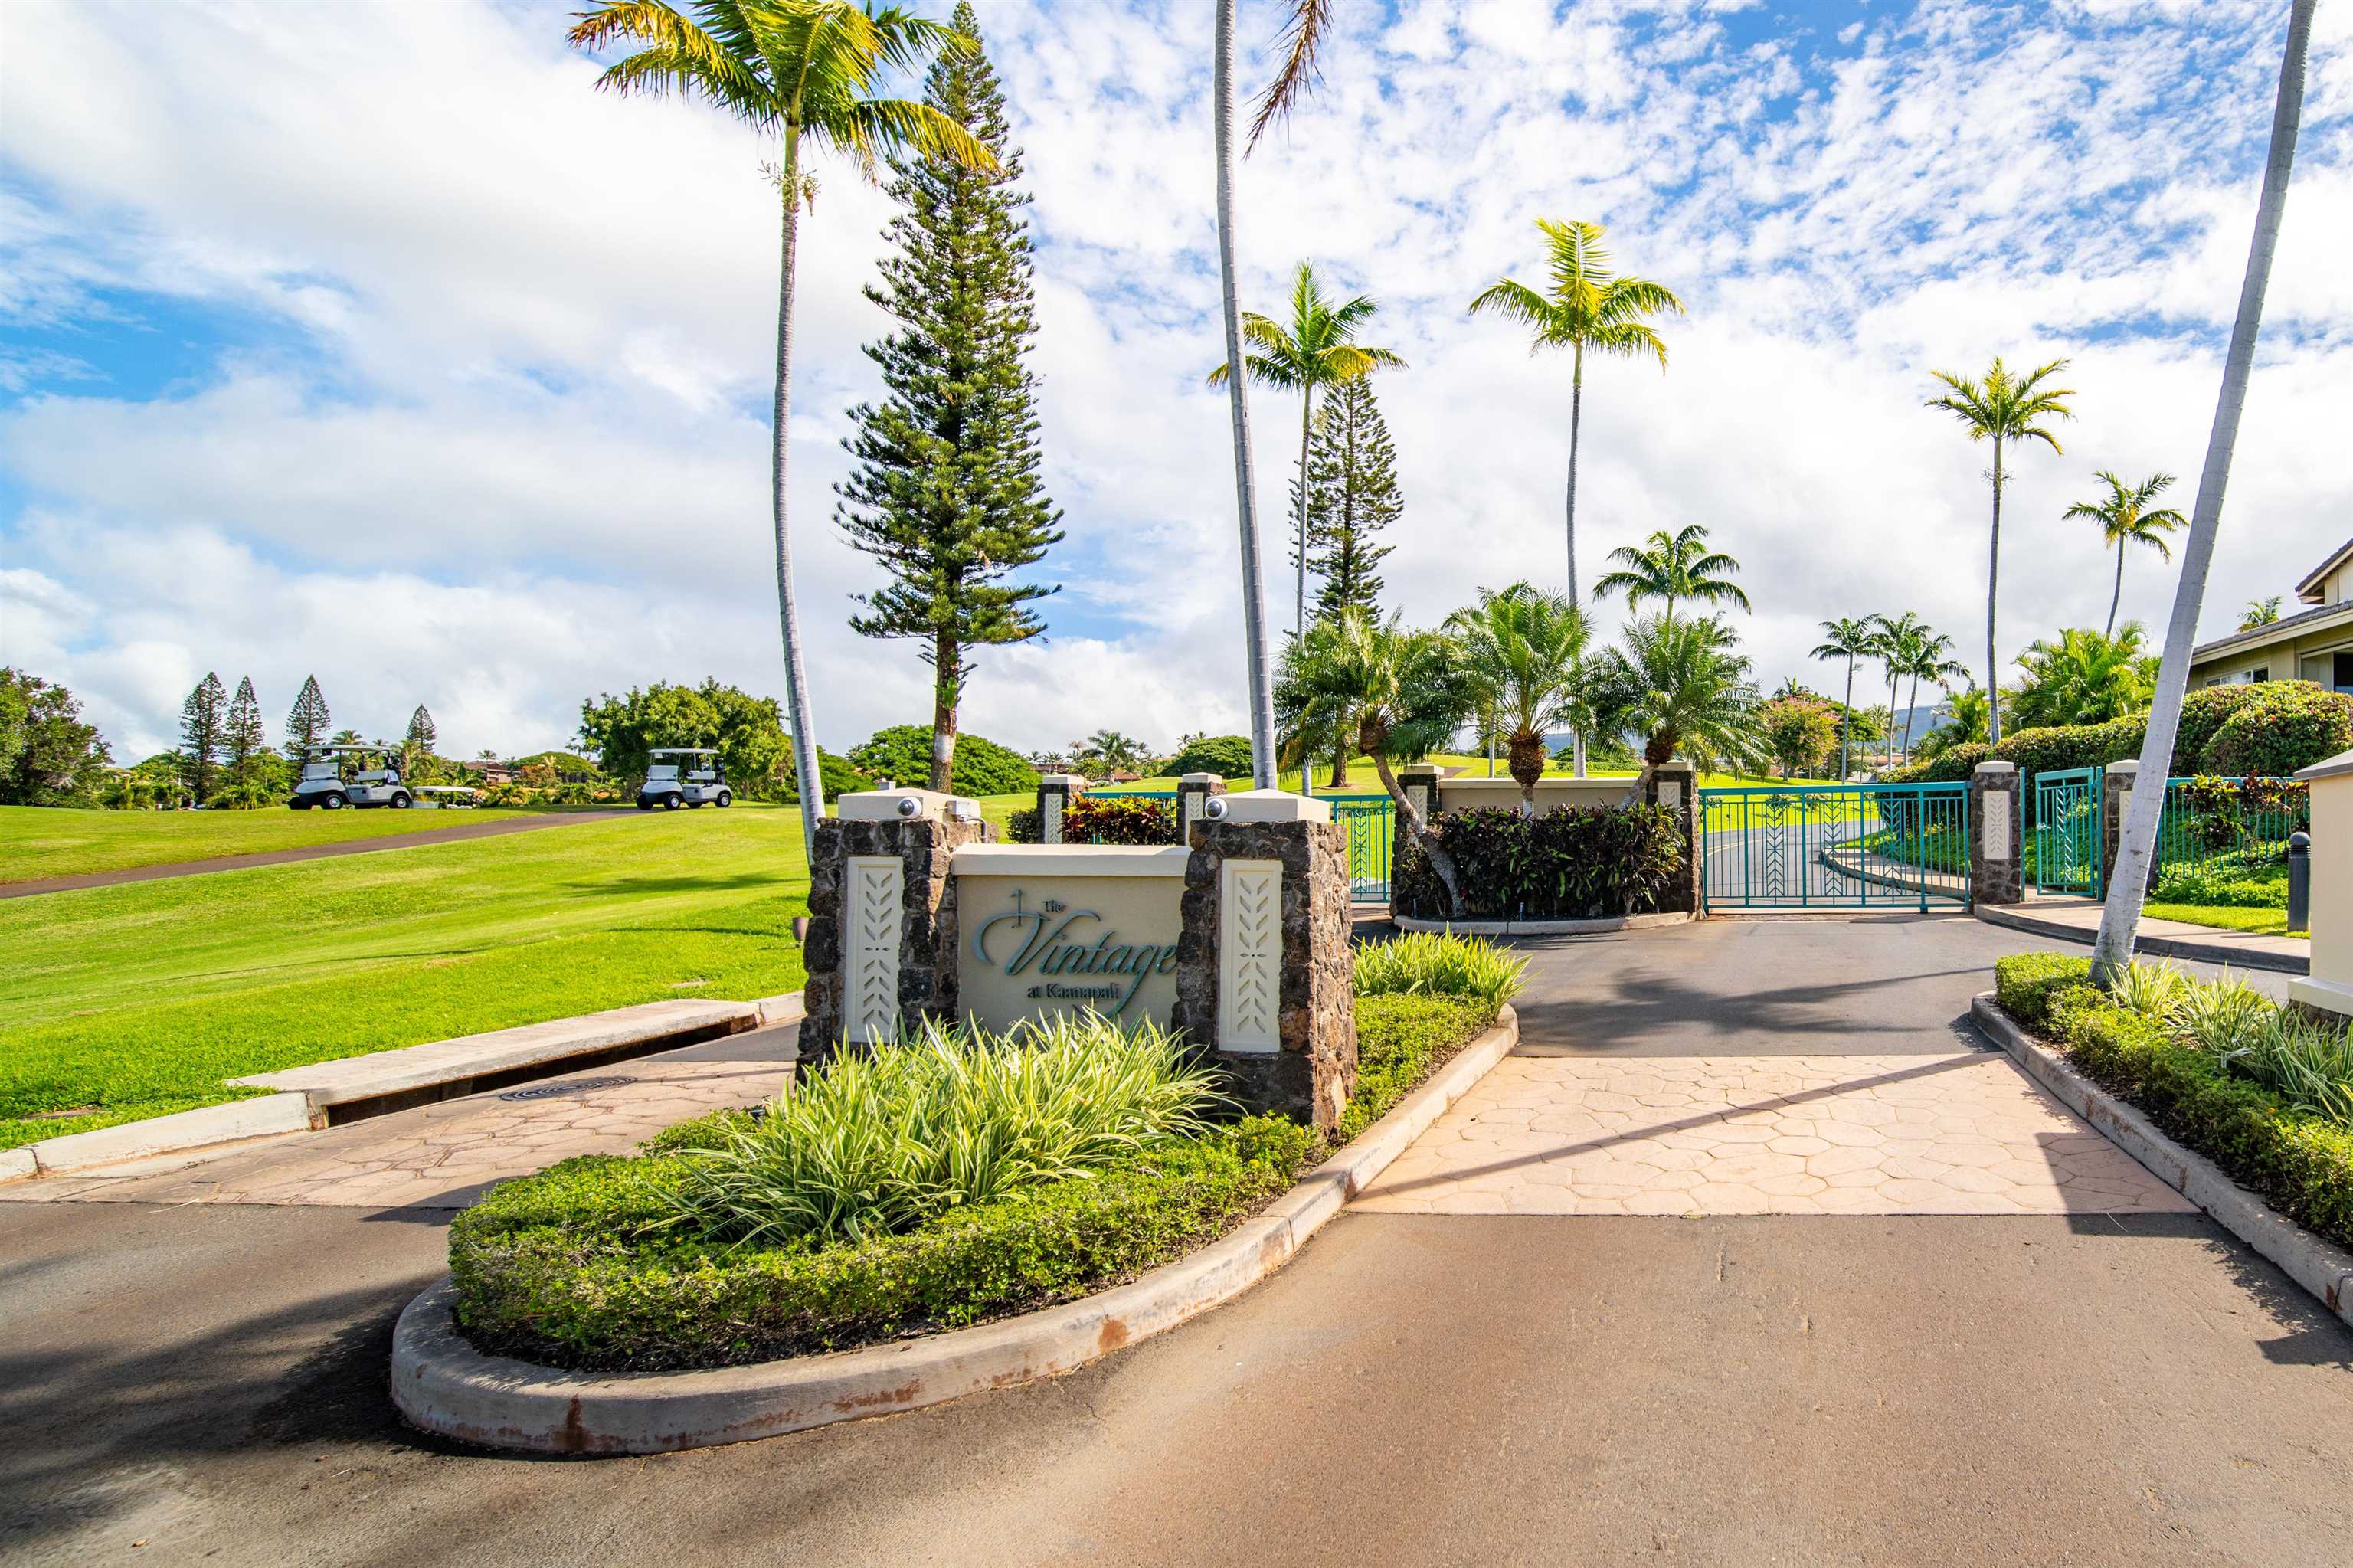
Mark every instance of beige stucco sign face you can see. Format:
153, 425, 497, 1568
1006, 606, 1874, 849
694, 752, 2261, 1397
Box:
957, 872, 1186, 1032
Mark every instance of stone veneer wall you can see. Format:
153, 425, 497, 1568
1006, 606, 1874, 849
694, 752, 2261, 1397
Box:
1170, 819, 1356, 1132
801, 813, 992, 1067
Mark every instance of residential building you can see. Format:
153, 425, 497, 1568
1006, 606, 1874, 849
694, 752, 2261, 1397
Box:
2188, 538, 2353, 692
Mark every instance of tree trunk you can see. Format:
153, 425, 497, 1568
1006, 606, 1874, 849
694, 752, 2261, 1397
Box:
2106, 547, 2124, 639
1839, 654, 1855, 781
1373, 748, 1463, 920
1985, 434, 2004, 748
1214, 0, 1277, 792
1296, 387, 1312, 642
1327, 721, 1348, 790
772, 132, 827, 866
1507, 732, 1546, 813
929, 629, 958, 794
1567, 341, 1588, 778
1885, 670, 1901, 771
2094, 0, 2313, 984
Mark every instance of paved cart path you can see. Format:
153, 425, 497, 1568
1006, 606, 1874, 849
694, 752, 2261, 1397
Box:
0, 809, 637, 899
5, 918, 2346, 1566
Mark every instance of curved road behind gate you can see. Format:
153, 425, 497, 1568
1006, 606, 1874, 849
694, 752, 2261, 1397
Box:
2, 915, 2344, 1566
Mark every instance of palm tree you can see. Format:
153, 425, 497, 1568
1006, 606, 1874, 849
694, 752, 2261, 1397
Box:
1811, 617, 1876, 780
569, 0, 991, 866
1469, 218, 1684, 777
2064, 471, 2186, 637
1925, 356, 2076, 750
1209, 262, 1405, 646
2011, 625, 2159, 730
2097, 2, 2315, 980
1896, 631, 1968, 764
1443, 584, 1589, 813
1868, 611, 1926, 770
1594, 523, 1751, 627
2240, 595, 2284, 630
1917, 685, 1989, 759
1275, 608, 1479, 917
1586, 614, 1766, 780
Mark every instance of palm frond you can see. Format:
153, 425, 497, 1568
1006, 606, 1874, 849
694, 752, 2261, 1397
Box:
1247, 0, 1334, 148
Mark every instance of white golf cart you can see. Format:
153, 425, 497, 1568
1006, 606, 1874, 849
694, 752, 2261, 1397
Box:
637, 747, 731, 810
287, 744, 414, 810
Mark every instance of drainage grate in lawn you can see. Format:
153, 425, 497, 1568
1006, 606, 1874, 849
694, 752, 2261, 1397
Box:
499, 1075, 638, 1102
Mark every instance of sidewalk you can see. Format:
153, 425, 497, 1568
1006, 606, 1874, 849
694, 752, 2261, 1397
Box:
1978, 895, 2309, 974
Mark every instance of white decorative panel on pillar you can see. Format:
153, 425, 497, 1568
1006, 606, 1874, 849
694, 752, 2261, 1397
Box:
1042, 793, 1062, 845
1657, 781, 1681, 813
1183, 792, 1203, 836
1219, 859, 1281, 1053
1981, 790, 2012, 861
845, 855, 904, 1044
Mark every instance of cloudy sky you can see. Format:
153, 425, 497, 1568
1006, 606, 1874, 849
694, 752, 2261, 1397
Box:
3, 0, 2350, 764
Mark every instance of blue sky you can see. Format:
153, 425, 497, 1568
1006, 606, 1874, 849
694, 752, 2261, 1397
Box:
4, 0, 2350, 761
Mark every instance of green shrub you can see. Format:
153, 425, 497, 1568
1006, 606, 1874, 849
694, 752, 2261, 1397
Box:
2152, 864, 2287, 909
777, 748, 873, 806
1392, 803, 1684, 921
658, 1016, 1222, 1247
453, 1118, 1311, 1370
1165, 735, 1256, 780
1991, 951, 2093, 1030
1353, 931, 1528, 1013
845, 726, 1039, 797
1063, 794, 1175, 845
1339, 994, 1498, 1142
2199, 684, 2353, 777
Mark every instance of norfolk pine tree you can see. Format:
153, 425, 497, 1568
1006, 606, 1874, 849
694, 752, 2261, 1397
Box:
180, 672, 227, 803
286, 675, 331, 763
225, 676, 267, 792
836, 2, 1061, 794
1297, 375, 1402, 784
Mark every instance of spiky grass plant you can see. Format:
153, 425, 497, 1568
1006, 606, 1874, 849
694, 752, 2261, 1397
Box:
1351, 930, 1529, 1014
2168, 971, 2273, 1056
2224, 1008, 2353, 1127
660, 1015, 1225, 1248
2106, 958, 2190, 1020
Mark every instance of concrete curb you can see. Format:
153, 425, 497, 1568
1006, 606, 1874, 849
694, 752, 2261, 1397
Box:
11, 1092, 316, 1178
1969, 994, 2351, 1331
754, 991, 805, 1027
1, 1147, 38, 1183
391, 1005, 1523, 1455
1391, 912, 1693, 937
1974, 905, 2308, 975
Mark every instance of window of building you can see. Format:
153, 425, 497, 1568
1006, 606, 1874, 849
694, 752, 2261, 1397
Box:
2247, 666, 2270, 683
2336, 650, 2353, 693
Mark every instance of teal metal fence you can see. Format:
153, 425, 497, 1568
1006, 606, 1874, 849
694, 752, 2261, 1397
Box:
2033, 766, 2103, 895
2151, 775, 2307, 888
1699, 782, 1972, 912
1327, 793, 1394, 903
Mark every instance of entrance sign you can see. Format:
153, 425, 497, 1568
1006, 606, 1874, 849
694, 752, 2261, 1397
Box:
953, 845, 1189, 1031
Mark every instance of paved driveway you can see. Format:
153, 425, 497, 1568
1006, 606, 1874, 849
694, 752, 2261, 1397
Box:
4, 917, 2347, 1566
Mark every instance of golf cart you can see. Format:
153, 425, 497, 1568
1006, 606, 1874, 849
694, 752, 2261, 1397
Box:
637, 748, 731, 810
287, 744, 414, 810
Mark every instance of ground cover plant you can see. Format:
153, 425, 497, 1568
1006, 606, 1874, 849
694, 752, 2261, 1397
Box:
0, 802, 547, 883
1995, 953, 2353, 1250
450, 932, 1523, 1370
1392, 802, 1683, 921
0, 811, 815, 1150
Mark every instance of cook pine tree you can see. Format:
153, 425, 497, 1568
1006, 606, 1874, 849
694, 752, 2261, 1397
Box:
286, 676, 331, 762
836, 0, 1062, 794
1293, 375, 1402, 783
224, 676, 267, 794
404, 705, 437, 777
180, 672, 227, 803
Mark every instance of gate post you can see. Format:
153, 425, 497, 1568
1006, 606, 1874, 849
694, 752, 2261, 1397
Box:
1970, 761, 2023, 907
1398, 762, 1440, 823
1035, 773, 1085, 845
2101, 760, 2139, 893
1644, 760, 1700, 915
1176, 772, 1228, 844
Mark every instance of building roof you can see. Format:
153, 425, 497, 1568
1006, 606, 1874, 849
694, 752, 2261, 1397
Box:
2296, 537, 2353, 604
2191, 596, 2353, 665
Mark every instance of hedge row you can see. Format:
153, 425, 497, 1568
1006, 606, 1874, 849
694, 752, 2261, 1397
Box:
1883, 681, 2353, 789
1993, 953, 2353, 1252
450, 994, 1501, 1372
1003, 794, 1176, 845
1393, 803, 1684, 921
843, 725, 1039, 797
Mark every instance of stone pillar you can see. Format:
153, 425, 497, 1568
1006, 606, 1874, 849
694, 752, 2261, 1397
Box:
802, 789, 990, 1068
1176, 772, 1228, 845
2101, 760, 2140, 895
1642, 759, 1701, 915
1035, 774, 1085, 845
2289, 749, 2353, 1020
1398, 762, 1441, 825
1970, 761, 2024, 906
1173, 790, 1356, 1134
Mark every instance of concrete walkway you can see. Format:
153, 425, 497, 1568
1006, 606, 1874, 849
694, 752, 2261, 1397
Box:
1981, 892, 2309, 974
0, 809, 634, 899
5, 917, 2348, 1566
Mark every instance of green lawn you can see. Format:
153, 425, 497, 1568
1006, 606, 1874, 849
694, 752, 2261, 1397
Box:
2142, 902, 2308, 939
0, 802, 555, 884
1, 810, 820, 1150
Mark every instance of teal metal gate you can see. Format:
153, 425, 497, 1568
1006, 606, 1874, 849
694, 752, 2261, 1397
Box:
2033, 766, 2103, 895
1327, 793, 1393, 903
1700, 782, 1972, 912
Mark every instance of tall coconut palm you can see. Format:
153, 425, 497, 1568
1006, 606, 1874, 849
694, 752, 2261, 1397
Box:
1811, 617, 1876, 780
1868, 611, 1926, 770
2065, 471, 2186, 637
1896, 630, 1968, 764
2096, 0, 2315, 983
1275, 607, 1479, 916
1925, 356, 2076, 750
1586, 614, 1766, 780
1469, 219, 1684, 777
1593, 523, 1751, 628
569, 0, 992, 866
1443, 584, 1589, 813
1209, 263, 1405, 647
